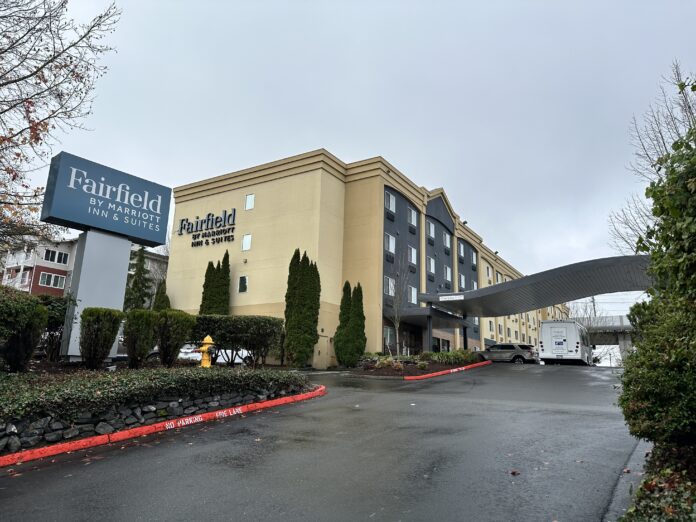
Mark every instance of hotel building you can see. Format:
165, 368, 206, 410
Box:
166, 150, 568, 369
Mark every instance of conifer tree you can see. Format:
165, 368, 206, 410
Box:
309, 261, 321, 348
152, 279, 171, 311
219, 250, 231, 314
348, 283, 367, 361
199, 261, 215, 314
334, 280, 352, 366
283, 249, 301, 363
124, 246, 153, 311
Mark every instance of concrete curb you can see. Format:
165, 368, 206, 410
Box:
0, 385, 327, 468
403, 360, 492, 380
602, 438, 652, 521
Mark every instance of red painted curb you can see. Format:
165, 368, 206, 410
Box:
0, 385, 327, 469
403, 360, 492, 381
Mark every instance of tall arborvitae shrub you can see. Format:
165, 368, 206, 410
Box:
218, 250, 231, 314
334, 281, 353, 366
0, 287, 48, 372
80, 307, 124, 370
348, 283, 367, 361
152, 279, 171, 311
124, 309, 158, 368
124, 246, 153, 311
157, 309, 195, 367
199, 261, 216, 314
284, 251, 321, 367
309, 261, 321, 348
280, 248, 300, 363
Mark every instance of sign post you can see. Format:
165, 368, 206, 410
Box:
41, 152, 171, 359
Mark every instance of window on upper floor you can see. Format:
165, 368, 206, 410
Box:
498, 323, 503, 335
496, 271, 502, 284
489, 320, 494, 331
238, 275, 248, 293
44, 249, 56, 262
245, 194, 255, 210
444, 265, 452, 282
458, 242, 464, 257
472, 280, 478, 290
57, 252, 69, 265
474, 317, 479, 325
486, 266, 491, 278
407, 207, 417, 226
522, 333, 526, 342
507, 327, 511, 337
426, 220, 435, 238
241, 234, 252, 251
384, 233, 395, 254
39, 272, 65, 289
385, 191, 396, 212
384, 276, 395, 296
427, 256, 435, 274
408, 245, 417, 265
408, 285, 417, 304
471, 250, 477, 266
514, 330, 519, 340
443, 232, 451, 249
20, 270, 29, 284
459, 273, 465, 289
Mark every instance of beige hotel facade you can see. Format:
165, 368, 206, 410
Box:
167, 149, 568, 369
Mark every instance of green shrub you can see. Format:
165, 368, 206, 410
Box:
37, 294, 71, 362
0, 287, 48, 372
0, 367, 310, 420
124, 309, 159, 369
152, 280, 171, 311
80, 308, 124, 370
426, 351, 478, 366
193, 315, 284, 366
418, 351, 433, 362
619, 299, 696, 445
417, 361, 428, 371
158, 309, 196, 367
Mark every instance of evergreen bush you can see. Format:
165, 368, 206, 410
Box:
284, 251, 321, 367
334, 281, 353, 366
347, 283, 366, 362
124, 309, 159, 369
37, 294, 71, 362
152, 280, 171, 311
157, 309, 196, 367
0, 287, 48, 372
79, 307, 124, 370
124, 246, 153, 311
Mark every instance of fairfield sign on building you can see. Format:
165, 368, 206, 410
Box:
41, 152, 171, 247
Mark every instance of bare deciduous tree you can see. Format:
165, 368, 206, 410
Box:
0, 0, 120, 249
608, 61, 696, 254
384, 249, 412, 356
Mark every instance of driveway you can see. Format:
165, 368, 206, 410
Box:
0, 365, 636, 521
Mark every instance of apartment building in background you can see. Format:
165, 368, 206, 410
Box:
166, 149, 569, 369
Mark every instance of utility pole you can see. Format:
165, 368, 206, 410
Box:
591, 296, 597, 318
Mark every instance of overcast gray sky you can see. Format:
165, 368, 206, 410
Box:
42, 0, 695, 314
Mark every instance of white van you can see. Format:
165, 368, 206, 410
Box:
539, 320, 593, 365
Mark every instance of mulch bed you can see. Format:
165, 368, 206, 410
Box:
353, 362, 470, 377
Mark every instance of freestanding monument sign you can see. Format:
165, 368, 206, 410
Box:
41, 152, 171, 359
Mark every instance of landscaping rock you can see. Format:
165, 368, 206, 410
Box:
77, 424, 95, 433
118, 406, 132, 417
75, 412, 93, 423
20, 429, 42, 438
142, 412, 156, 420
101, 410, 118, 422
63, 427, 79, 440
141, 405, 156, 413
20, 435, 41, 448
167, 405, 183, 416
155, 402, 169, 410
7, 435, 21, 453
0, 436, 8, 451
124, 416, 138, 425
184, 406, 197, 415
5, 423, 18, 435
49, 421, 65, 431
29, 417, 51, 430
157, 409, 168, 417
208, 401, 220, 408
44, 431, 63, 443
182, 401, 193, 408
110, 420, 125, 430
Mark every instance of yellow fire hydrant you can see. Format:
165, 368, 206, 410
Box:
199, 335, 214, 368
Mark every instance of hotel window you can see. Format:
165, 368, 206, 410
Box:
407, 207, 417, 226
57, 252, 69, 264
459, 273, 465, 289
443, 232, 451, 249
458, 242, 464, 257
486, 266, 491, 278
488, 320, 494, 331
384, 276, 395, 296
472, 280, 478, 290
238, 276, 248, 293
39, 272, 65, 289
408, 245, 417, 265
427, 256, 435, 274
496, 271, 502, 284
384, 233, 396, 254
241, 234, 252, 251
44, 249, 57, 262
408, 285, 417, 304
444, 265, 452, 282
471, 251, 477, 266
507, 327, 511, 337
426, 220, 435, 238
514, 330, 519, 340
522, 333, 526, 342
474, 317, 479, 326
498, 324, 503, 335
385, 191, 396, 212
244, 194, 255, 210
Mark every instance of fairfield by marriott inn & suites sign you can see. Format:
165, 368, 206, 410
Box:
41, 152, 171, 247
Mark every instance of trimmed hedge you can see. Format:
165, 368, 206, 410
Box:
80, 308, 124, 370
158, 309, 196, 367
0, 367, 309, 421
0, 286, 48, 372
123, 309, 159, 369
420, 351, 479, 366
193, 315, 284, 366
37, 294, 71, 362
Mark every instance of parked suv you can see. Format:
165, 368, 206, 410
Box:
480, 344, 538, 364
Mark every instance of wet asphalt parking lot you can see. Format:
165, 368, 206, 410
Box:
0, 364, 637, 521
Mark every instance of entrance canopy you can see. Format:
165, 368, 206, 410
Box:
395, 306, 465, 329
419, 255, 651, 317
